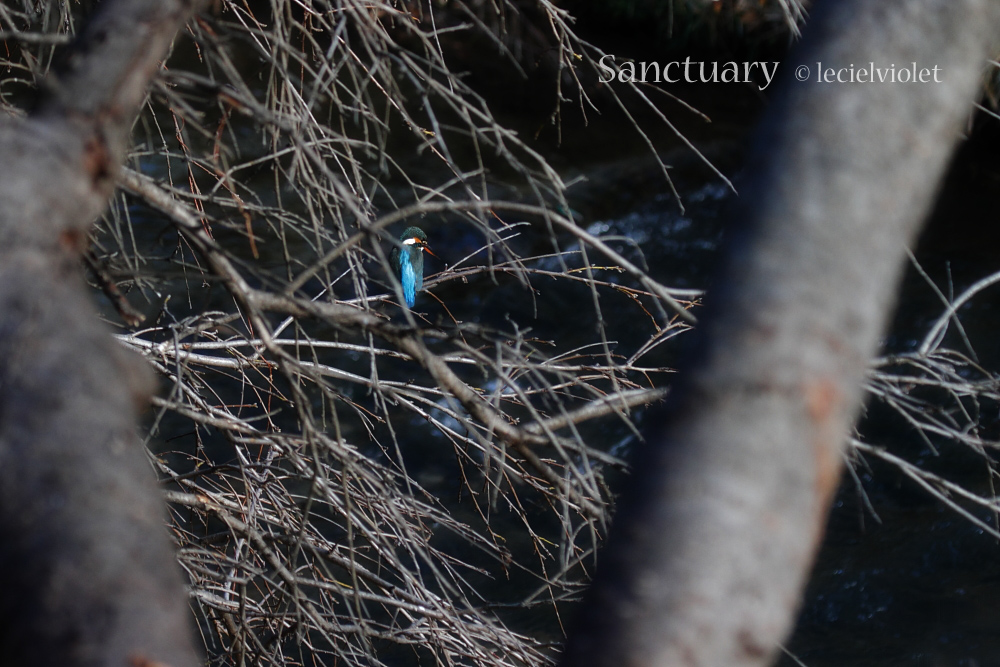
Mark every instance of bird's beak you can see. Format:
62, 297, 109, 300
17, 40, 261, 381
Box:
419, 242, 439, 260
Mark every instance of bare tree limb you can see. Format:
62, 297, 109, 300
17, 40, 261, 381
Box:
0, 1, 202, 665
559, 2, 1000, 666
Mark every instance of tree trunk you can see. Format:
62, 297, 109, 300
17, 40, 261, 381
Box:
559, 1, 1000, 666
0, 1, 201, 665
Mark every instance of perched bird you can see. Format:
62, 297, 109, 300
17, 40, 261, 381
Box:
390, 226, 437, 308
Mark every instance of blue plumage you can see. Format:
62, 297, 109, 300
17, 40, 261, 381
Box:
389, 226, 435, 308
399, 249, 419, 307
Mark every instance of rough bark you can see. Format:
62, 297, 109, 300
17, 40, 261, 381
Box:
0, 1, 201, 665
560, 2, 1000, 666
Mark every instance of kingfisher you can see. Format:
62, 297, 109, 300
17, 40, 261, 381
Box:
390, 226, 437, 308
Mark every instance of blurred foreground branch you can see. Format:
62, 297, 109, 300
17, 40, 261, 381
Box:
0, 0, 202, 665
560, 1, 1000, 666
